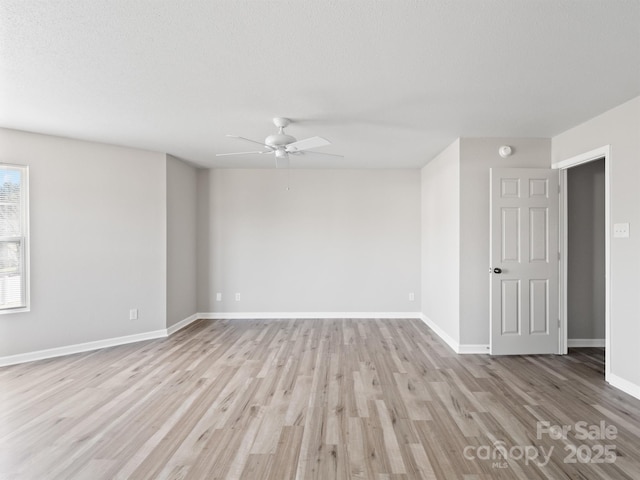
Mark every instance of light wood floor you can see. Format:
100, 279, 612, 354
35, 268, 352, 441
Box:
2, 319, 640, 479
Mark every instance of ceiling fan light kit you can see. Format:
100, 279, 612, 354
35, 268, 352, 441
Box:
217, 117, 342, 167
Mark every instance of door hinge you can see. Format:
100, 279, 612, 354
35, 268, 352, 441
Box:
558, 252, 560, 261
558, 319, 561, 329
558, 184, 561, 194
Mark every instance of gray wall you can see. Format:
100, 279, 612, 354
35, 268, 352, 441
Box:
0, 128, 167, 357
567, 159, 605, 340
196, 169, 211, 313
421, 139, 460, 343
197, 168, 421, 313
553, 95, 640, 388
459, 138, 551, 345
420, 137, 551, 347
166, 155, 198, 328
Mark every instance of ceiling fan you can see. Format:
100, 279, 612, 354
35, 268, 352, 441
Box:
216, 117, 343, 168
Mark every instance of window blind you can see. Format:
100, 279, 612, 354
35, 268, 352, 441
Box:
0, 165, 28, 311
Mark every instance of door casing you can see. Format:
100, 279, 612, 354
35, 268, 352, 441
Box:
553, 145, 610, 380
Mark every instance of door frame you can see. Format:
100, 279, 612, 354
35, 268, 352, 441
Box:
553, 145, 610, 380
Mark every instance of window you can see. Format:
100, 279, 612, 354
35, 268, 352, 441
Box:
0, 164, 29, 312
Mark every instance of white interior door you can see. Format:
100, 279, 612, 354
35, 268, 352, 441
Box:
490, 168, 559, 355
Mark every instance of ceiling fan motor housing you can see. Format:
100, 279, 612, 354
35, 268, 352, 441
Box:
265, 133, 296, 147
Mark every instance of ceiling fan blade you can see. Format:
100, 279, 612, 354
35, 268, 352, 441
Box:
299, 151, 344, 158
215, 151, 268, 157
226, 135, 269, 148
285, 136, 331, 152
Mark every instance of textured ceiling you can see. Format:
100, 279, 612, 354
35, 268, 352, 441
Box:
1, 1, 639, 168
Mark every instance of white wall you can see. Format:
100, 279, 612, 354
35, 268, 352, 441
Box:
553, 95, 640, 391
567, 159, 605, 340
197, 168, 421, 313
459, 138, 551, 345
421, 139, 460, 344
166, 155, 198, 328
0, 128, 167, 357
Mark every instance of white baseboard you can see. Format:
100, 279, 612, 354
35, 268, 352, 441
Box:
198, 312, 423, 320
0, 329, 167, 367
2, 311, 488, 367
419, 314, 459, 352
567, 338, 605, 348
166, 313, 199, 336
0, 312, 200, 367
0, 313, 420, 366
418, 314, 488, 354
458, 344, 490, 354
608, 372, 640, 401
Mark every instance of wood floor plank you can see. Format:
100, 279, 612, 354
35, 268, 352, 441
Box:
1, 318, 640, 479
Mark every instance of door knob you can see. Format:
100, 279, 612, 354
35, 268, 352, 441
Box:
493, 268, 502, 274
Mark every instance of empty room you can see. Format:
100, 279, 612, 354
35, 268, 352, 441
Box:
1, 1, 640, 479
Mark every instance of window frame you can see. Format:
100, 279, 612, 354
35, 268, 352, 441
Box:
0, 163, 30, 314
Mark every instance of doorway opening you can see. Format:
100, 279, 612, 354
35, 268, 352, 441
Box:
567, 158, 605, 366
555, 146, 610, 379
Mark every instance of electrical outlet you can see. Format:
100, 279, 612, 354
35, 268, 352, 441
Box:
613, 223, 630, 238
216, 292, 222, 302
409, 292, 415, 301
129, 309, 138, 320
235, 293, 241, 302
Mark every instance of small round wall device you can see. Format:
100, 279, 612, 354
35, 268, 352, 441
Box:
499, 145, 513, 158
